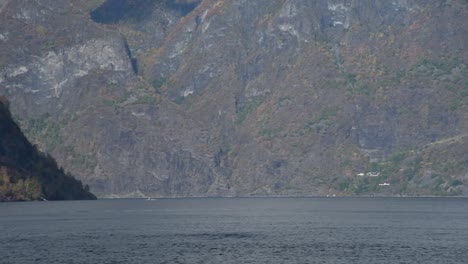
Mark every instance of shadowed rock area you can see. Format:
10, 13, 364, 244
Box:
0, 97, 96, 201
91, 0, 200, 24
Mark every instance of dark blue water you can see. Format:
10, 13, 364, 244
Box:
1, 198, 467, 264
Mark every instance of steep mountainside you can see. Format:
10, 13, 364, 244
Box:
0, 97, 96, 201
0, 0, 467, 197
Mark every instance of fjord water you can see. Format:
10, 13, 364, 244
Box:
1, 198, 467, 264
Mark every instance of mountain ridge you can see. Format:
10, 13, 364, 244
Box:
0, 0, 466, 197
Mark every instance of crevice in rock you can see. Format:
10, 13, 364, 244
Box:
123, 40, 138, 75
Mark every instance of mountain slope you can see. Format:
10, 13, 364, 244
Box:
0, 97, 96, 201
0, 0, 467, 197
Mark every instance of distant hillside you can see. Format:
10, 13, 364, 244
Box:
0, 97, 96, 201
0, 0, 466, 197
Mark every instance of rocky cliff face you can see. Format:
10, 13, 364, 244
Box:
0, 0, 467, 197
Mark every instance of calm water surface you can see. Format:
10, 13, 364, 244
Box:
1, 197, 467, 264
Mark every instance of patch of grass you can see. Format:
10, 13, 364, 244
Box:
258, 127, 281, 140
312, 106, 340, 125
346, 73, 357, 85
134, 96, 156, 105
102, 99, 116, 107
71, 113, 79, 122
72, 152, 97, 170
237, 98, 262, 124
278, 96, 293, 107
221, 138, 232, 154
35, 26, 47, 36
20, 114, 66, 152
326, 79, 346, 90
459, 88, 468, 97
352, 177, 370, 194
393, 69, 406, 83
340, 159, 352, 168
402, 156, 423, 180
42, 40, 56, 50
450, 98, 461, 111
335, 178, 352, 191
451, 179, 463, 187
174, 96, 185, 105
390, 151, 407, 166
295, 106, 340, 135
410, 57, 463, 77
368, 162, 381, 172
105, 84, 118, 93
348, 84, 370, 95
65, 146, 98, 171
152, 77, 167, 93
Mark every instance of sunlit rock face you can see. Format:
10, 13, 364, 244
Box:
0, 0, 467, 197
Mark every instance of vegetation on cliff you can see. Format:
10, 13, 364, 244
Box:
0, 97, 96, 201
0, 0, 466, 197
